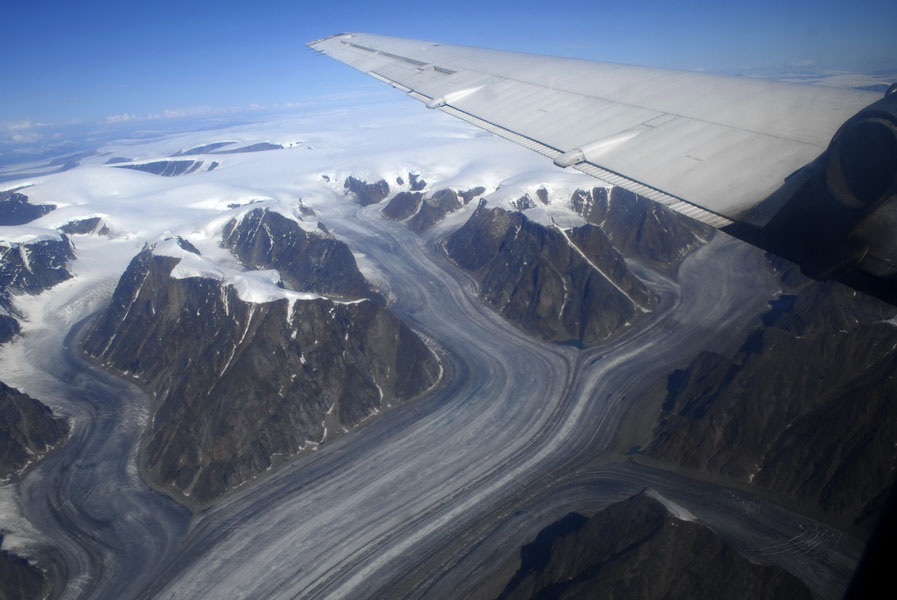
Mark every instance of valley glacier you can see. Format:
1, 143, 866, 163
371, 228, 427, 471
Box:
0, 100, 865, 599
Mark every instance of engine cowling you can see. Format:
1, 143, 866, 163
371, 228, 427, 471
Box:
826, 87, 897, 213
730, 85, 897, 296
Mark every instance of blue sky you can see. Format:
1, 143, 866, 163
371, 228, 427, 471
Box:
2, 1, 895, 137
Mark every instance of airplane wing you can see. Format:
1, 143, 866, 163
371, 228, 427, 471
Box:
308, 33, 897, 300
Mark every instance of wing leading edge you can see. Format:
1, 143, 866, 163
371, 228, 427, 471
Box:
309, 33, 897, 302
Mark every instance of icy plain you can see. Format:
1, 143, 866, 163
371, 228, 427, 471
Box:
0, 101, 862, 599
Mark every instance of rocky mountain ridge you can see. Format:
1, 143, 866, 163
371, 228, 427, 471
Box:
382, 186, 486, 233
381, 191, 422, 221
58, 217, 109, 236
0, 383, 66, 600
0, 535, 48, 600
82, 224, 441, 505
0, 231, 75, 344
0, 191, 55, 226
645, 272, 897, 533
0, 381, 69, 482
116, 160, 209, 177
570, 186, 709, 273
344, 176, 390, 206
445, 202, 655, 345
344, 172, 485, 234
498, 491, 812, 599
222, 208, 380, 302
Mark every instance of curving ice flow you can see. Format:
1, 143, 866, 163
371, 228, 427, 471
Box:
0, 102, 861, 600
140, 199, 858, 600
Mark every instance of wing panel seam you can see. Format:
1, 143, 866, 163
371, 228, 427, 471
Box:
439, 105, 734, 228
329, 40, 828, 149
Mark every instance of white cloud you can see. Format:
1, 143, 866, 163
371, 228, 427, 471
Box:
105, 113, 138, 123
10, 132, 43, 143
98, 91, 389, 126
2, 120, 53, 133
104, 105, 237, 124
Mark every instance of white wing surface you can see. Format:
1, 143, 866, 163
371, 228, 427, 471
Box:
308, 33, 879, 229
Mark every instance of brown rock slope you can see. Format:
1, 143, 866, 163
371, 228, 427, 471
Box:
0, 190, 55, 226
222, 208, 381, 302
570, 186, 708, 274
83, 230, 440, 505
445, 203, 655, 345
0, 536, 48, 600
0, 381, 69, 482
382, 186, 485, 233
498, 492, 812, 600
0, 233, 74, 344
647, 275, 897, 531
344, 176, 389, 206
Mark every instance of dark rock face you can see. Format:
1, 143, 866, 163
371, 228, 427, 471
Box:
499, 492, 813, 600
570, 186, 708, 273
0, 191, 55, 226
83, 250, 440, 504
116, 160, 204, 177
0, 381, 69, 481
1, 233, 75, 342
170, 141, 283, 156
59, 216, 108, 236
445, 204, 654, 345
510, 194, 535, 211
0, 537, 48, 600
459, 186, 486, 205
227, 199, 265, 210
408, 172, 426, 191
344, 176, 389, 206
408, 189, 463, 233
172, 141, 235, 156
0, 235, 74, 295
0, 234, 75, 344
382, 187, 484, 233
222, 209, 380, 302
648, 279, 897, 527
104, 156, 132, 164
381, 192, 423, 221
0, 314, 19, 344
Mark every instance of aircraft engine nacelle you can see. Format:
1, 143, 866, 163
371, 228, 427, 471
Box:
826, 85, 897, 214
734, 85, 897, 300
